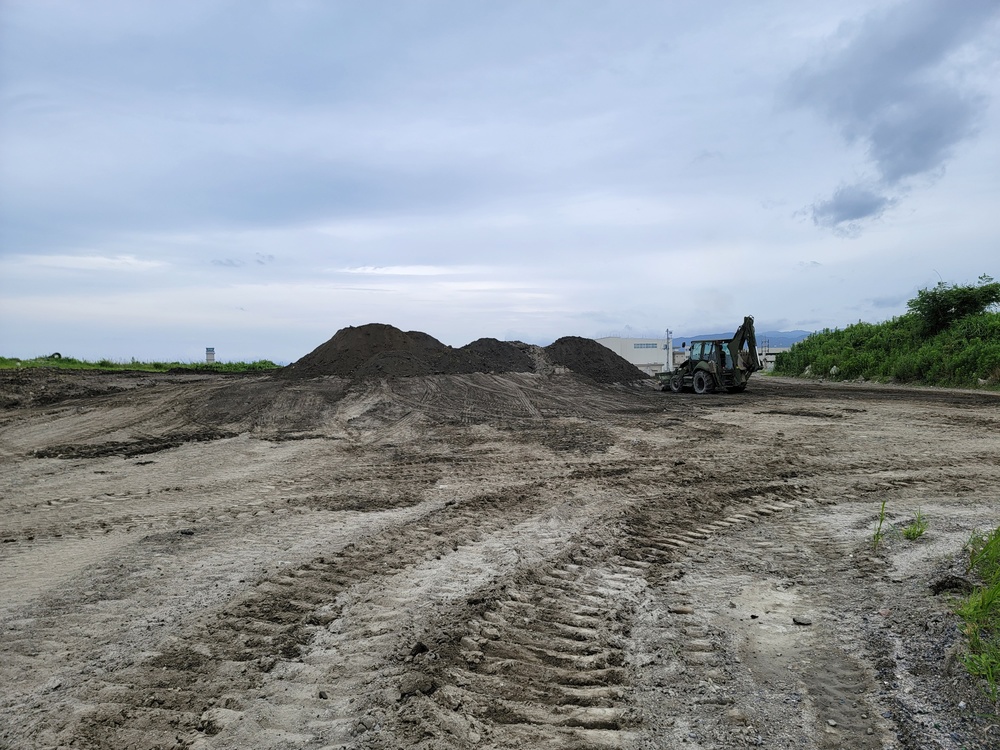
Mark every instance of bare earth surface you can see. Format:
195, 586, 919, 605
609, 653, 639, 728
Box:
1, 369, 998, 749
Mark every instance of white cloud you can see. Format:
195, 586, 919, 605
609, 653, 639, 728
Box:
6, 254, 167, 271
337, 265, 481, 277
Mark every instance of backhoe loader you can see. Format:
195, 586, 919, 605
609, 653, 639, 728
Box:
657, 316, 761, 394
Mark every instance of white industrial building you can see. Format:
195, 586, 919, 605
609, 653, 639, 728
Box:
595, 336, 673, 376
596, 334, 787, 375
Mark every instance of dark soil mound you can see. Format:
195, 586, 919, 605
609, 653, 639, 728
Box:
459, 338, 535, 374
280, 323, 481, 379
280, 324, 645, 383
544, 336, 649, 383
352, 350, 460, 380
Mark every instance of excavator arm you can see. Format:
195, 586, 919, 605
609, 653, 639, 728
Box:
727, 316, 761, 386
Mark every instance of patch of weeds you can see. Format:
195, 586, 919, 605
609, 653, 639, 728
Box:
968, 526, 1000, 583
956, 525, 1000, 700
872, 498, 888, 551
902, 508, 928, 540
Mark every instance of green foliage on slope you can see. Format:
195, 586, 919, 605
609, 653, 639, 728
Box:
774, 276, 1000, 388
908, 274, 1000, 336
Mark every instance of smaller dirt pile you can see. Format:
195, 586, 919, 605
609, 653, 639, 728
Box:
461, 338, 535, 374
545, 336, 649, 383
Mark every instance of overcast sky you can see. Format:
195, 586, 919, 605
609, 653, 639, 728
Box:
2, 0, 999, 362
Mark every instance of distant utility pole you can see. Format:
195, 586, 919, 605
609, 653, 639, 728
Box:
664, 329, 673, 372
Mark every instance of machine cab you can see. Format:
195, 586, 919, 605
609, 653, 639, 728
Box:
688, 341, 709, 361
689, 340, 732, 369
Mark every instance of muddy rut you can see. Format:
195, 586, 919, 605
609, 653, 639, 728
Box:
1, 372, 998, 749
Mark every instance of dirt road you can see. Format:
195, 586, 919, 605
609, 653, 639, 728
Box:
1, 370, 998, 749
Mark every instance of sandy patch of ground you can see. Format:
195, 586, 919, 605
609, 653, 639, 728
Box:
1, 370, 998, 749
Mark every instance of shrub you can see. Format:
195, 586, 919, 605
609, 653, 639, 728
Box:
774, 275, 1000, 389
908, 275, 1000, 336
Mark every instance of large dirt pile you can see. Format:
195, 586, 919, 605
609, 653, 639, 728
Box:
279, 324, 647, 383
279, 324, 533, 380
544, 336, 649, 383
279, 324, 462, 379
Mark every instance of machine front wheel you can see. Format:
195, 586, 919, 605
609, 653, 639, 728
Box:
668, 373, 683, 393
692, 370, 712, 395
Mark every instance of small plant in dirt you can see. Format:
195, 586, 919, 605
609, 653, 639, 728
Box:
872, 498, 888, 551
956, 525, 1000, 700
902, 508, 928, 540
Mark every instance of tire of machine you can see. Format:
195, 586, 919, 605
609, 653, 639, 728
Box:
692, 369, 712, 394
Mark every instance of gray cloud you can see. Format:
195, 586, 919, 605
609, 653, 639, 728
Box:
810, 183, 895, 231
787, 0, 1000, 229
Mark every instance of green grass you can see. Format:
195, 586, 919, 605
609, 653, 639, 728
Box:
968, 526, 1000, 583
902, 508, 928, 540
957, 525, 1000, 700
0, 355, 281, 373
872, 498, 888, 551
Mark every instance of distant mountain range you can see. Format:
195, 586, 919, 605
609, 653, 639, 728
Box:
673, 330, 812, 349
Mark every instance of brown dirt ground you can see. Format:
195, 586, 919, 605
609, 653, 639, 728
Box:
1, 368, 998, 750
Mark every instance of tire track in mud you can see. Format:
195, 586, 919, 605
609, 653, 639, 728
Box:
1, 501, 472, 738
618, 480, 808, 571
359, 547, 646, 750
259, 512, 618, 749
43, 483, 572, 749
354, 482, 817, 749
628, 495, 890, 749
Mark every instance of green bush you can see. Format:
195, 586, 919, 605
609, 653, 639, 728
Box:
774, 275, 1000, 389
908, 275, 1000, 336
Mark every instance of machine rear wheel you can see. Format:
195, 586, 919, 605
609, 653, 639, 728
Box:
668, 373, 683, 393
692, 370, 712, 395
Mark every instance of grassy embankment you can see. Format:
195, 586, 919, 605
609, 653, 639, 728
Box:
959, 526, 1000, 701
774, 276, 1000, 389
0, 355, 280, 373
